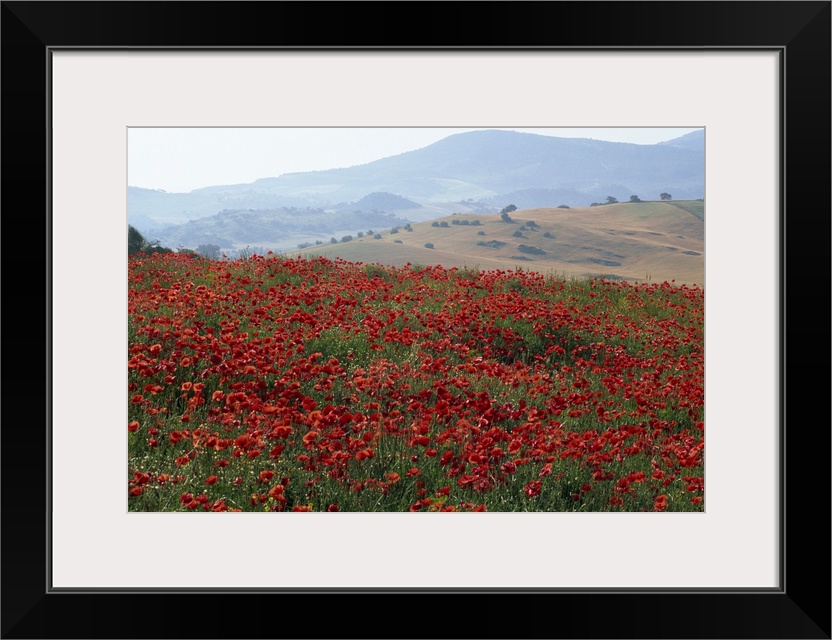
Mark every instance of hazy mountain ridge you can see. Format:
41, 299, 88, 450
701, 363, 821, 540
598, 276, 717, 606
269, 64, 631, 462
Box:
129, 129, 703, 251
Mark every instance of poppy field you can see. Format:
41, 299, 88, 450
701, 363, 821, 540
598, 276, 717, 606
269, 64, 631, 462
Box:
128, 253, 704, 512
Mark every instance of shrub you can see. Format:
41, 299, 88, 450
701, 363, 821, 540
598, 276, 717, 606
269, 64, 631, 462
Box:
195, 243, 221, 259
424, 243, 435, 249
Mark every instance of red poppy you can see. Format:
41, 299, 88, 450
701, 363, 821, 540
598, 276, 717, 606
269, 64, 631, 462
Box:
268, 484, 285, 498
524, 481, 542, 498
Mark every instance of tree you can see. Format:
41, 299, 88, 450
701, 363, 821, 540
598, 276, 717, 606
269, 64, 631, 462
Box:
500, 204, 517, 215
605, 196, 618, 204
128, 225, 173, 256
128, 225, 146, 255
660, 192, 672, 200
196, 243, 221, 259
629, 195, 642, 203
424, 242, 434, 249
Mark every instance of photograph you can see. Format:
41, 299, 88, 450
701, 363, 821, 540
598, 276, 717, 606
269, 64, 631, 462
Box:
127, 126, 706, 513
2, 0, 829, 637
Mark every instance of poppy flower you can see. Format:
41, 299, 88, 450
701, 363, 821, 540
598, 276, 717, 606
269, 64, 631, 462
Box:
524, 481, 542, 498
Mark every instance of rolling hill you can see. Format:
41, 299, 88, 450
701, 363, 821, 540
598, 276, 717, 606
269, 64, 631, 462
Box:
283, 200, 705, 286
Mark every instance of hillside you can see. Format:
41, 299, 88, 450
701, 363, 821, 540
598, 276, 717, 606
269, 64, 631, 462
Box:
284, 200, 705, 286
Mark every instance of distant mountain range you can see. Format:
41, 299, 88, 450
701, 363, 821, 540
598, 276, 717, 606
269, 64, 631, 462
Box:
129, 129, 704, 251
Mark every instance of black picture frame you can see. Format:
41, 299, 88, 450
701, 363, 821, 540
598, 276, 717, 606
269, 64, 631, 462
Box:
2, 2, 829, 638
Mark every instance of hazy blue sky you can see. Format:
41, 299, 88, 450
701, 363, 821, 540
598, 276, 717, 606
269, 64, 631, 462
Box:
128, 127, 703, 193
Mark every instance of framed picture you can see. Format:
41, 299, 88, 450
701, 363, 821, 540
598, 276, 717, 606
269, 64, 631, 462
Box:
3, 1, 829, 638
